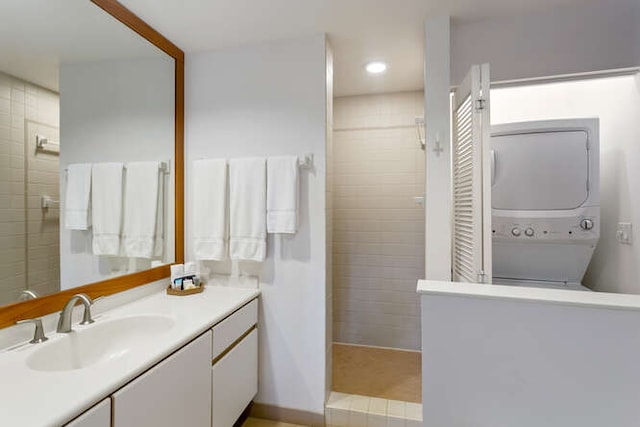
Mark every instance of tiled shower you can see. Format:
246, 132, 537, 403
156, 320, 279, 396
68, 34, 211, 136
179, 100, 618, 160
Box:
0, 72, 60, 305
329, 90, 425, 423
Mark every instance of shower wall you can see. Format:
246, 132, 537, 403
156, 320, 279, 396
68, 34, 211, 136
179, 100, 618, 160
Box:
332, 91, 424, 351
0, 72, 60, 305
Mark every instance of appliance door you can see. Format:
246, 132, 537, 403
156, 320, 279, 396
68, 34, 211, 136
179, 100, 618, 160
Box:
492, 240, 596, 284
492, 130, 589, 210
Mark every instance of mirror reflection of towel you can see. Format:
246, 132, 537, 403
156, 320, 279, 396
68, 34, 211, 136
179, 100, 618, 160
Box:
91, 162, 123, 256
122, 161, 161, 259
64, 163, 92, 230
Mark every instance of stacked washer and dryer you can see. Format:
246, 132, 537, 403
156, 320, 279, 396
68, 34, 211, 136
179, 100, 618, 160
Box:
491, 118, 600, 291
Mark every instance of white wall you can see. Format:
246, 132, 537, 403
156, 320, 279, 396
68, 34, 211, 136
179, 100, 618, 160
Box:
325, 43, 334, 402
59, 56, 175, 289
451, 0, 640, 85
491, 74, 640, 294
332, 91, 424, 350
185, 35, 328, 415
421, 285, 640, 426
424, 16, 452, 280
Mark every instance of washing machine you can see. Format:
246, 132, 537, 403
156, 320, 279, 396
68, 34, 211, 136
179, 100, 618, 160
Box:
491, 118, 600, 291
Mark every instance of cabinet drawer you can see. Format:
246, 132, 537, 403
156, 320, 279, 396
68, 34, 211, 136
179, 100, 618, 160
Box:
212, 299, 257, 360
112, 331, 212, 427
212, 328, 258, 427
64, 398, 110, 427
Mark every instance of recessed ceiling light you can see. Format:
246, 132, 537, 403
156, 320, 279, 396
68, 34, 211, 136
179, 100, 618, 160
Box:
365, 61, 388, 74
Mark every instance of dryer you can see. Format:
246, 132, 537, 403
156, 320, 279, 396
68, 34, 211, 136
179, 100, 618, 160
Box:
491, 118, 600, 290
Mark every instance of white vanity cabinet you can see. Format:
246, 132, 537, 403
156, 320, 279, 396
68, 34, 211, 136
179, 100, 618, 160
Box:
112, 331, 212, 427
211, 299, 259, 427
64, 399, 111, 427
56, 297, 260, 427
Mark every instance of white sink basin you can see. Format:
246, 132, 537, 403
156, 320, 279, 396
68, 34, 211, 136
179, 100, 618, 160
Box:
26, 315, 175, 372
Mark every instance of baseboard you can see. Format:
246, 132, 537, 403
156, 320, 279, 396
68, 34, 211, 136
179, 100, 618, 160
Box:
250, 402, 325, 427
234, 402, 254, 427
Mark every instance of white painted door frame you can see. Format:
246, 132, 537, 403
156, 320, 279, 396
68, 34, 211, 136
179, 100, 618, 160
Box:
424, 16, 452, 281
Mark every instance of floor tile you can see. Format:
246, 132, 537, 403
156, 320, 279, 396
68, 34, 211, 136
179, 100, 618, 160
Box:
348, 410, 367, 427
369, 397, 388, 415
367, 413, 387, 427
329, 408, 349, 427
386, 416, 405, 427
387, 400, 406, 418
350, 395, 370, 412
332, 343, 422, 403
327, 392, 352, 410
404, 403, 422, 421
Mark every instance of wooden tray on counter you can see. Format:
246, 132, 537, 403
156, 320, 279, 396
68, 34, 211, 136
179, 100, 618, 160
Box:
166, 285, 204, 296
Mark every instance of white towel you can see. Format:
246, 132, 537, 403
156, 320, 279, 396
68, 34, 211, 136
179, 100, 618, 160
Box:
64, 163, 92, 230
193, 159, 228, 260
122, 161, 161, 258
229, 158, 266, 261
91, 163, 123, 256
267, 156, 299, 234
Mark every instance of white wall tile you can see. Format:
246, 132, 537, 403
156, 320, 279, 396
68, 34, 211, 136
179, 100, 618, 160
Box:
332, 92, 424, 350
0, 72, 60, 302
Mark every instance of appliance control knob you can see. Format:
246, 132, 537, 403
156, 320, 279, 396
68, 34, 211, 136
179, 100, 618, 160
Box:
580, 218, 594, 230
511, 227, 522, 237
525, 227, 535, 237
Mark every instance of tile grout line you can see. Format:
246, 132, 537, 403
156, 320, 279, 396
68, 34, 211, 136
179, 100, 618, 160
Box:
326, 392, 422, 427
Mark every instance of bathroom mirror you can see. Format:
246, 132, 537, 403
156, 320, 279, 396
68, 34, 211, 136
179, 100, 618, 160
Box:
0, 0, 184, 328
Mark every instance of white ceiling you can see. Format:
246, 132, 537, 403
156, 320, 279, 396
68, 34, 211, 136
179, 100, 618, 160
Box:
119, 0, 593, 97
0, 0, 165, 92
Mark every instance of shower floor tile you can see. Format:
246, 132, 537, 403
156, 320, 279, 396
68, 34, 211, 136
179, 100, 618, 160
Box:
332, 343, 422, 403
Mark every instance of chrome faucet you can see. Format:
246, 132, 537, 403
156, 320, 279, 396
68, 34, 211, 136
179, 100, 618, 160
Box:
57, 293, 96, 333
18, 290, 39, 301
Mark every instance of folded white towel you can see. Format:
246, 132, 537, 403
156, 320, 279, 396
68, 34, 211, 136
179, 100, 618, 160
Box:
267, 156, 299, 234
229, 158, 267, 261
64, 163, 92, 230
193, 159, 228, 260
122, 161, 161, 259
91, 163, 123, 256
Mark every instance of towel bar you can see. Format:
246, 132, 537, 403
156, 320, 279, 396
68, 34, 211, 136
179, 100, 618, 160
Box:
64, 161, 170, 174
298, 154, 313, 169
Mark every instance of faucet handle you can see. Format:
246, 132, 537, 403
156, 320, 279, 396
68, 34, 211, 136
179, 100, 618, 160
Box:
16, 318, 48, 344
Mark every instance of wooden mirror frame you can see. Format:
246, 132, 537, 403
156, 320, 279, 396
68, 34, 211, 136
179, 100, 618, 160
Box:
0, 0, 184, 329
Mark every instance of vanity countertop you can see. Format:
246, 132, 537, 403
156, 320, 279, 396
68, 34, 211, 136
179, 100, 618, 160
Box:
0, 285, 260, 427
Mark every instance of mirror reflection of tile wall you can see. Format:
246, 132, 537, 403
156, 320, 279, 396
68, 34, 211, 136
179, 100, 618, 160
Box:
0, 71, 60, 305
